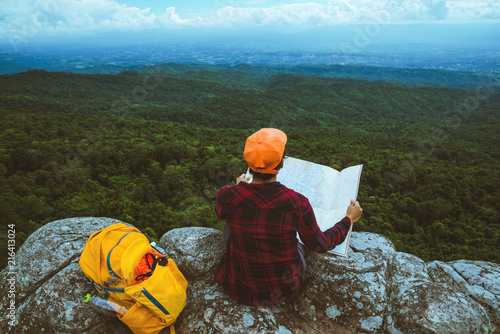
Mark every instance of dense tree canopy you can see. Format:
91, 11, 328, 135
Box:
0, 67, 499, 269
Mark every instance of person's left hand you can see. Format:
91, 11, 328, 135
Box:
236, 174, 251, 184
346, 199, 362, 223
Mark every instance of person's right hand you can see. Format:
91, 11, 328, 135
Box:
236, 173, 251, 185
346, 199, 362, 223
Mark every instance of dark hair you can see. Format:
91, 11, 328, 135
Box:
249, 156, 285, 181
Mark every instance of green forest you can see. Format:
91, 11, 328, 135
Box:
1, 66, 499, 269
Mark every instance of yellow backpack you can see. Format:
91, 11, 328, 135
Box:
79, 223, 187, 334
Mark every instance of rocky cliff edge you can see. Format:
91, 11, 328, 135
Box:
1, 217, 499, 334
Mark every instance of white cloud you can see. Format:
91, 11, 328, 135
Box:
448, 0, 500, 20
1, 0, 157, 41
202, 0, 499, 27
0, 0, 499, 44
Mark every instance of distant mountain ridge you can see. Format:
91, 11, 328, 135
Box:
1, 54, 495, 90
1, 67, 489, 129
137, 62, 496, 90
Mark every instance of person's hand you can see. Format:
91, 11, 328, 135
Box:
346, 199, 362, 223
236, 174, 251, 185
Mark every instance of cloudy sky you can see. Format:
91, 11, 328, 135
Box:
0, 0, 499, 43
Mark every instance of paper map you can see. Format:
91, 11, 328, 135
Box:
277, 157, 363, 256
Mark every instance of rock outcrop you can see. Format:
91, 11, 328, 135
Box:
1, 217, 499, 333
0, 217, 129, 334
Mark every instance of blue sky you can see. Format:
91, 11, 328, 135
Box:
115, 0, 500, 21
116, 0, 225, 17
0, 0, 499, 44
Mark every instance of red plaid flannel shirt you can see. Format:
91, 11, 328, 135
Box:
214, 181, 352, 305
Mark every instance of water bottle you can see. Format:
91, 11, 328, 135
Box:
84, 294, 128, 317
150, 241, 168, 257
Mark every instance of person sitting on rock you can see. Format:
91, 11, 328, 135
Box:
214, 128, 363, 306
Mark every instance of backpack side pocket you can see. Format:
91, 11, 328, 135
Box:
118, 302, 169, 334
124, 262, 187, 323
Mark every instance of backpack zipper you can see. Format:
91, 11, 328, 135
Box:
141, 287, 170, 315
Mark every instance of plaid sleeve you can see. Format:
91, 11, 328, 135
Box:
297, 196, 352, 253
215, 186, 231, 220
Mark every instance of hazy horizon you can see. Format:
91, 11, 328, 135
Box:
0, 1, 498, 74
2, 0, 499, 47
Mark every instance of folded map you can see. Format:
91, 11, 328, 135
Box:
277, 157, 363, 257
